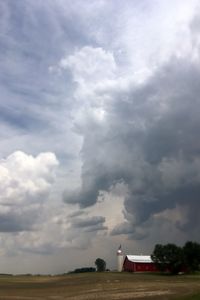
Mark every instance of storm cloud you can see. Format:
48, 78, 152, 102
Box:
64, 29, 200, 242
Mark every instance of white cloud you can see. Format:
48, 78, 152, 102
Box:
0, 151, 58, 233
0, 151, 58, 206
60, 46, 117, 83
57, 46, 119, 110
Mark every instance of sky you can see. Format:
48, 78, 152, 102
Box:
0, 0, 200, 274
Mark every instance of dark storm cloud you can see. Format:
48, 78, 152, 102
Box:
0, 215, 29, 232
83, 224, 107, 232
72, 216, 106, 231
64, 175, 113, 207
0, 209, 37, 232
121, 59, 200, 239
110, 222, 133, 236
68, 211, 85, 218
64, 54, 200, 241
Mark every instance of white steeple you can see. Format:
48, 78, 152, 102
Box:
117, 245, 123, 272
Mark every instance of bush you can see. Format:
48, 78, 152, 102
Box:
69, 267, 96, 274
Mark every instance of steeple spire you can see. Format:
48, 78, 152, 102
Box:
117, 245, 123, 272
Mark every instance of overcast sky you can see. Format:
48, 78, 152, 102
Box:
0, 0, 200, 274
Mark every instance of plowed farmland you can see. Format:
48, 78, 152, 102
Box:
0, 272, 199, 299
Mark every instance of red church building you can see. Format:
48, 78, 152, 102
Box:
123, 255, 158, 272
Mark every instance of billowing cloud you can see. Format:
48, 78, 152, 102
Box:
59, 46, 116, 83
0, 151, 58, 232
63, 19, 200, 243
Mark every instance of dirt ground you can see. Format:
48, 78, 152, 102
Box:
0, 272, 199, 300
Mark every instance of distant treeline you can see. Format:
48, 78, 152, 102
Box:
151, 241, 200, 274
68, 267, 96, 274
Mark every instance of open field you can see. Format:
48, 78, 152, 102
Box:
0, 272, 199, 300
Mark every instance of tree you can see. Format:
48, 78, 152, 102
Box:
95, 258, 106, 272
151, 243, 183, 274
151, 244, 168, 272
183, 241, 200, 272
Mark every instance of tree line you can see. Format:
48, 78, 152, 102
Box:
151, 241, 200, 274
68, 258, 106, 274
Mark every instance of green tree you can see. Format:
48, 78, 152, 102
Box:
95, 258, 106, 272
151, 243, 183, 274
183, 241, 200, 272
151, 244, 168, 272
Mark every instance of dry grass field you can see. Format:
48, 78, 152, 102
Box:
0, 272, 199, 300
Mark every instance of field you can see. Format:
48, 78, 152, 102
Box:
0, 272, 200, 300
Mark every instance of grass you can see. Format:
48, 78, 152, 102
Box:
0, 272, 199, 299
175, 294, 200, 300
